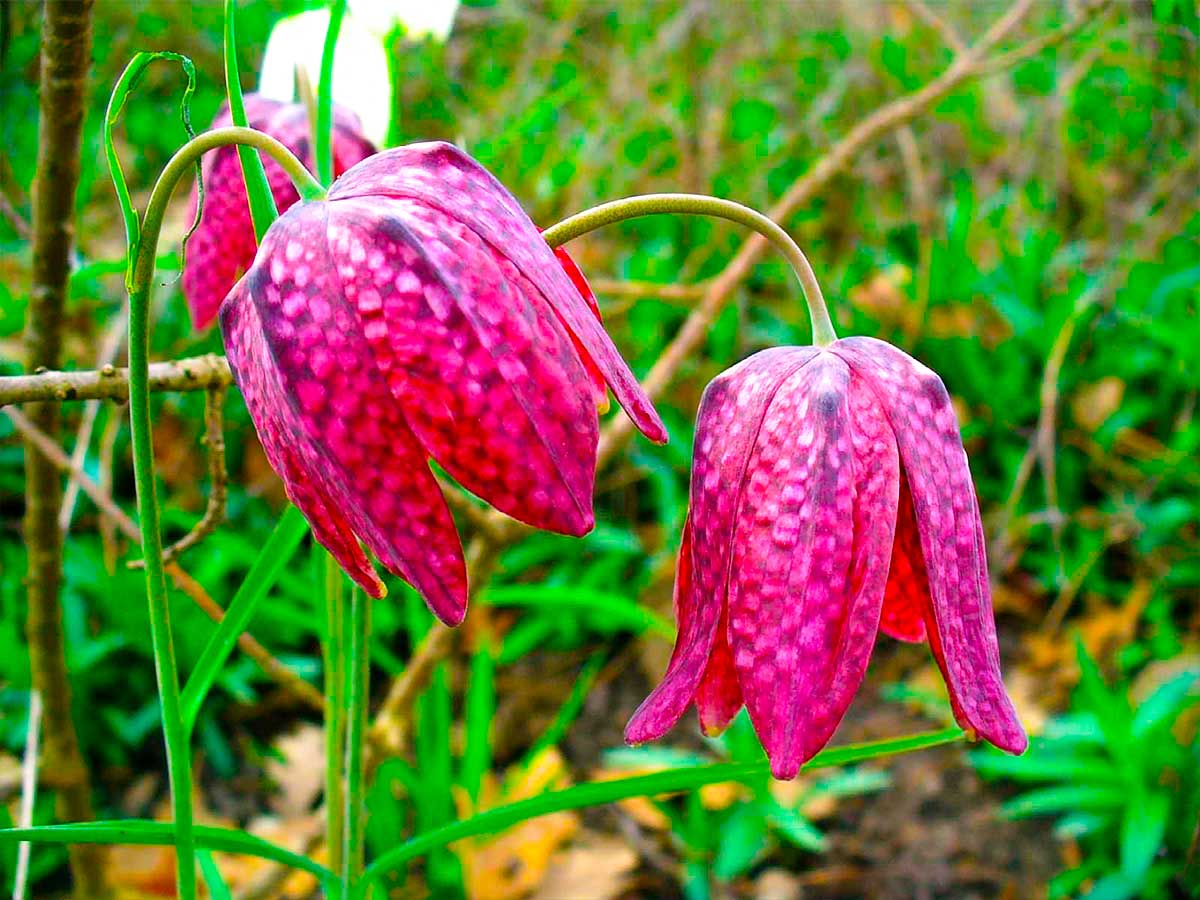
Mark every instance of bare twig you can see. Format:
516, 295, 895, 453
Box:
902, 0, 968, 55
21, 1, 106, 894
6, 406, 324, 715
13, 691, 42, 900
588, 277, 708, 301
0, 188, 30, 239
59, 301, 128, 532
0, 353, 232, 407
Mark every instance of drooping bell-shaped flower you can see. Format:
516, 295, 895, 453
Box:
220, 141, 667, 625
626, 338, 1027, 779
182, 95, 376, 330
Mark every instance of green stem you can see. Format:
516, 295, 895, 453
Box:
323, 553, 347, 887
316, 0, 347, 186
343, 586, 371, 890
126, 125, 325, 900
354, 727, 962, 898
542, 193, 838, 347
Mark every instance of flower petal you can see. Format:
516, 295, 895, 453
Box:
626, 348, 816, 744
832, 336, 1027, 754
326, 195, 597, 536
222, 200, 467, 624
328, 142, 667, 443
183, 97, 375, 330
221, 289, 383, 597
879, 470, 930, 643
695, 603, 742, 736
551, 244, 609, 411
728, 355, 897, 778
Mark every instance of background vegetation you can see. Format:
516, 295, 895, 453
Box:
1, 1, 1197, 897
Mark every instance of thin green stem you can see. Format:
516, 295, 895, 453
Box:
343, 586, 371, 890
323, 553, 347, 886
354, 727, 963, 898
542, 193, 838, 346
316, 0, 347, 186
125, 125, 326, 900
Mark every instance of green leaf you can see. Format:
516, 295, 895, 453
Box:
460, 643, 496, 802
970, 749, 1120, 784
713, 804, 767, 880
0, 821, 332, 886
356, 728, 962, 895
1001, 785, 1127, 819
181, 506, 310, 729
198, 850, 232, 900
766, 803, 827, 853
316, 0, 348, 186
1119, 790, 1168, 882
224, 0, 279, 241
525, 652, 605, 764
104, 51, 197, 289
480, 585, 673, 637
1131, 669, 1199, 739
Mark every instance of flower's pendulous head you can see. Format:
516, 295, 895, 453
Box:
182, 94, 376, 330
626, 338, 1027, 778
219, 141, 667, 625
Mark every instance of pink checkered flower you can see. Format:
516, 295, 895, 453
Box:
625, 339, 1027, 778
182, 94, 376, 330
219, 141, 667, 624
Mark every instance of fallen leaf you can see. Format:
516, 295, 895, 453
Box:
530, 833, 637, 900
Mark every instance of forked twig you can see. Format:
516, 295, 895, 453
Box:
129, 384, 229, 568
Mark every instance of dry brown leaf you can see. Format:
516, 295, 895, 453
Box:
754, 867, 804, 900
1071, 377, 1125, 432
530, 834, 638, 900
453, 747, 581, 900
266, 723, 326, 817
848, 265, 912, 329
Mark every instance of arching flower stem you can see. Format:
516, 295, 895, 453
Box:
124, 126, 322, 900
542, 193, 837, 347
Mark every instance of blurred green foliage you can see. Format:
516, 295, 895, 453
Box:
1, 0, 1198, 896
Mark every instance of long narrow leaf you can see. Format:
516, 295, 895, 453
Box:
357, 727, 963, 894
480, 585, 673, 637
224, 0, 278, 241
181, 505, 310, 728
0, 821, 331, 884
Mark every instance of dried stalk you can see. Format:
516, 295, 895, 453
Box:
22, 1, 106, 894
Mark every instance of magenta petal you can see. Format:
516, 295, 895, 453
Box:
326, 196, 597, 536
728, 356, 897, 778
327, 142, 667, 444
832, 336, 1027, 755
551, 244, 609, 409
220, 289, 383, 596
695, 603, 742, 736
879, 471, 930, 643
221, 201, 467, 624
626, 516, 708, 742
626, 348, 817, 744
183, 96, 376, 330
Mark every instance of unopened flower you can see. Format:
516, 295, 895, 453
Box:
182, 95, 376, 330
626, 338, 1027, 778
220, 141, 667, 624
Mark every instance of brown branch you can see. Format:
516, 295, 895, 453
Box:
0, 353, 232, 407
22, 1, 106, 895
6, 406, 325, 716
591, 0, 1101, 468
901, 0, 968, 55
588, 278, 708, 302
